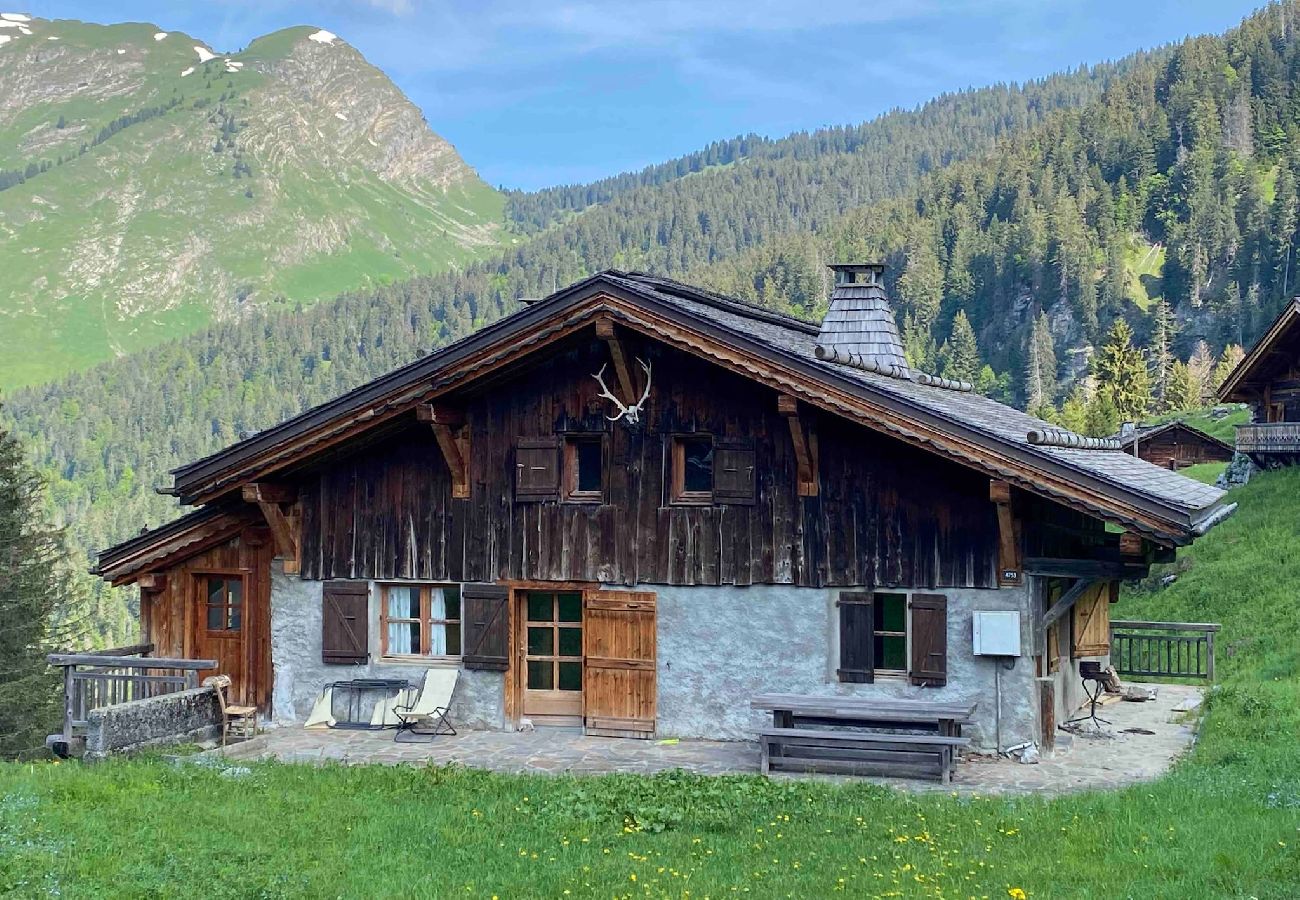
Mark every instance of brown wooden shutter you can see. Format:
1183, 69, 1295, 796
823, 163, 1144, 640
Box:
515, 438, 560, 501
322, 580, 369, 664
910, 593, 948, 686
461, 583, 510, 670
583, 590, 656, 738
1071, 581, 1113, 658
837, 592, 874, 683
712, 440, 756, 505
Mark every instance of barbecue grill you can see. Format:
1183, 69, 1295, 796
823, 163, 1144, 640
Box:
1064, 660, 1111, 730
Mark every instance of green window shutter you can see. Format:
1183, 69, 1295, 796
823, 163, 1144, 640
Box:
837, 592, 874, 683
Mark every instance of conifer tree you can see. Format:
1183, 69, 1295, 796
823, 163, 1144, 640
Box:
1084, 391, 1121, 437
941, 310, 980, 382
1094, 319, 1152, 423
0, 417, 86, 758
1150, 299, 1175, 410
1212, 344, 1246, 393
1024, 310, 1057, 411
1059, 387, 1090, 434
1187, 340, 1217, 403
1165, 360, 1198, 411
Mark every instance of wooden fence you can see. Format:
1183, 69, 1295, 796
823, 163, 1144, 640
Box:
1109, 620, 1220, 681
47, 644, 217, 749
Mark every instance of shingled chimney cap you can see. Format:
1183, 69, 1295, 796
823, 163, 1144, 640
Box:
828, 263, 885, 286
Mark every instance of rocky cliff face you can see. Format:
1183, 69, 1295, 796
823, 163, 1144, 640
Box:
0, 18, 504, 389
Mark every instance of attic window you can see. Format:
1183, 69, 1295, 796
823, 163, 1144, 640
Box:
672, 436, 713, 504
563, 435, 604, 503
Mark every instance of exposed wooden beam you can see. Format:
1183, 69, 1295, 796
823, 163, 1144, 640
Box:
1043, 577, 1097, 628
243, 483, 300, 573
990, 479, 1021, 586
1024, 557, 1149, 579
415, 402, 465, 427
137, 572, 165, 592
778, 394, 818, 496
419, 403, 470, 499
596, 316, 638, 403
241, 482, 296, 504
1118, 532, 1145, 559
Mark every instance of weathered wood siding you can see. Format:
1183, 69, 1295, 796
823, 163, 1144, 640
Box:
1133, 428, 1232, 469
298, 338, 999, 588
141, 528, 273, 709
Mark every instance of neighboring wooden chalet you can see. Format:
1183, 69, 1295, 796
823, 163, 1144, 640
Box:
1219, 298, 1300, 466
1115, 421, 1234, 470
95, 265, 1232, 750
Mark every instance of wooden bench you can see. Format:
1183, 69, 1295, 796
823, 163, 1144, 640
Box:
759, 727, 971, 782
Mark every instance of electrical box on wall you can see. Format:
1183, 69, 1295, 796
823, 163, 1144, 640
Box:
972, 610, 1021, 657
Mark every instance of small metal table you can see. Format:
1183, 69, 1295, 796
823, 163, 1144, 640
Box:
325, 678, 410, 730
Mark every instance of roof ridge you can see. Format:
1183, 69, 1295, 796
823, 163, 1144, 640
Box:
615, 270, 821, 335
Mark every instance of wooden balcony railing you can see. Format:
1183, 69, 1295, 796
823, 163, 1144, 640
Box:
1235, 422, 1300, 455
46, 644, 217, 752
1109, 620, 1220, 681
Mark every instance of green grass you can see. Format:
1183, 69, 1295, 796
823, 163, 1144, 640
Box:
1177, 460, 1227, 485
4, 471, 1300, 897
1124, 233, 1166, 311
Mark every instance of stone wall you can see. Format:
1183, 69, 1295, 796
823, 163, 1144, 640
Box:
270, 563, 505, 729
83, 687, 222, 759
648, 583, 1038, 750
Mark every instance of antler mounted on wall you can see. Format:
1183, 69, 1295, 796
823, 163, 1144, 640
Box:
593, 359, 652, 424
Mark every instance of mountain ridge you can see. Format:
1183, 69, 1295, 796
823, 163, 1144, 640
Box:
0, 16, 506, 388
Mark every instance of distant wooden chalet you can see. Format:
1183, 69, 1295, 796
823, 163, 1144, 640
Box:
95, 265, 1232, 750
1115, 421, 1234, 470
1219, 298, 1300, 466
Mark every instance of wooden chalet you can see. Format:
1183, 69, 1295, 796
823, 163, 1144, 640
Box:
1115, 421, 1234, 470
95, 265, 1232, 749
1219, 298, 1300, 465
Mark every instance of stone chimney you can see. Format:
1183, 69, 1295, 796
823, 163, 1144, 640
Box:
813, 263, 910, 379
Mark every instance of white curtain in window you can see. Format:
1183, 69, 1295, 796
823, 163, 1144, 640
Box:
387, 586, 416, 655
429, 587, 447, 656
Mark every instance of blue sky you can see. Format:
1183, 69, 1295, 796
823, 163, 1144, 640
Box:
25, 0, 1265, 190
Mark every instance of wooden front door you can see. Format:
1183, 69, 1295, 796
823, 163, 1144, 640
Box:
520, 590, 585, 724
192, 571, 250, 705
583, 590, 656, 738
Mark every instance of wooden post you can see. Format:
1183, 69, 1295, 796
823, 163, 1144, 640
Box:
243, 483, 300, 573
990, 480, 1021, 585
62, 664, 75, 745
1036, 676, 1055, 754
1206, 629, 1216, 681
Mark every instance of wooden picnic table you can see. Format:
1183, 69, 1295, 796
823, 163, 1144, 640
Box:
751, 692, 976, 737
751, 693, 978, 782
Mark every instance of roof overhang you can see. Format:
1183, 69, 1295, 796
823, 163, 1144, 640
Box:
157, 274, 1228, 548
1118, 421, 1235, 456
94, 505, 256, 586
1218, 299, 1300, 402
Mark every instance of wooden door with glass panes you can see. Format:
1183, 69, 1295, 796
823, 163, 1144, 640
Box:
521, 591, 584, 723
192, 571, 248, 703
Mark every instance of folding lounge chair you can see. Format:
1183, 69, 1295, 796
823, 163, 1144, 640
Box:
393, 668, 458, 742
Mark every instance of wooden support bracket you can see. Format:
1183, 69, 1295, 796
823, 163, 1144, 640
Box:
1118, 532, 1145, 559
990, 479, 1022, 586
242, 482, 300, 574
1042, 577, 1097, 628
778, 394, 818, 496
417, 404, 470, 499
596, 316, 638, 403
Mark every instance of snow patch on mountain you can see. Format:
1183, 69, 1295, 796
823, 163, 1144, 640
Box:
154, 32, 167, 41
308, 30, 337, 45
0, 12, 31, 22
194, 45, 215, 63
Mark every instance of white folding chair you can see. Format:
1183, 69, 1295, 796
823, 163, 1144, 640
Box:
393, 669, 458, 742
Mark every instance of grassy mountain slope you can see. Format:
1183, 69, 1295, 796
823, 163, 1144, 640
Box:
0, 18, 505, 388
1, 472, 1298, 894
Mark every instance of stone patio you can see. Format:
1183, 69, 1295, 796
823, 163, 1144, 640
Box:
211, 683, 1202, 796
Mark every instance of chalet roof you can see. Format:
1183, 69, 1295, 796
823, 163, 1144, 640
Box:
1113, 420, 1235, 456
144, 269, 1231, 553
91, 503, 251, 584
1218, 298, 1300, 402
